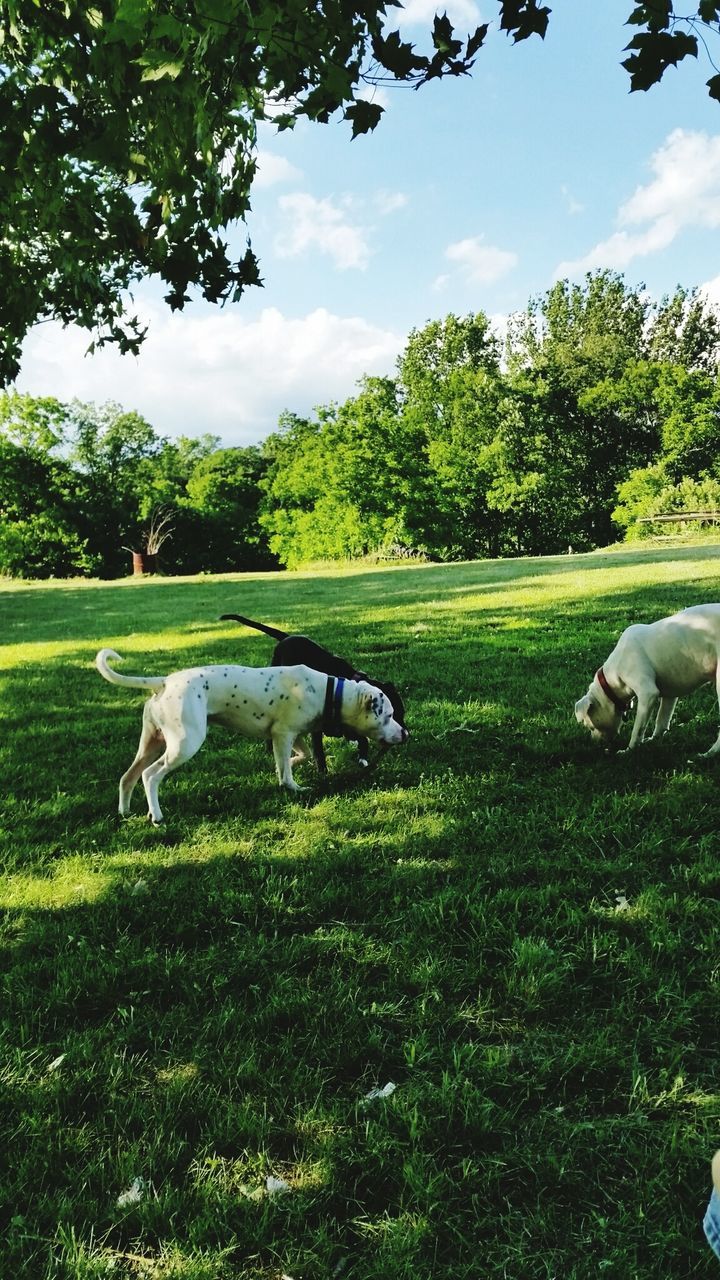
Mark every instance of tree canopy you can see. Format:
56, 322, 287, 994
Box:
2, 1, 718, 381
2, 272, 720, 577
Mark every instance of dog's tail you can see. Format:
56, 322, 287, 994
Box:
95, 648, 167, 691
219, 614, 289, 641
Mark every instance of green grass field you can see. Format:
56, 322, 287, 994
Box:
3, 544, 720, 1279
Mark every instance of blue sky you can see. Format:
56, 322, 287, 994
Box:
17, 0, 720, 445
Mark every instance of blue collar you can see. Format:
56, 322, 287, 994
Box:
322, 675, 345, 735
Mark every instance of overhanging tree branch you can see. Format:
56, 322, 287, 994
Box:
1, 0, 718, 385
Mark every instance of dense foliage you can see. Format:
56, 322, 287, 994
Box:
3, 271, 720, 578
0, 394, 275, 577
0, 0, 497, 383
2, 1, 718, 378
260, 272, 720, 566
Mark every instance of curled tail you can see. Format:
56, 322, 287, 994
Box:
219, 614, 289, 642
95, 648, 166, 691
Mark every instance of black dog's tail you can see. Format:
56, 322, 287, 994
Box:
219, 614, 289, 642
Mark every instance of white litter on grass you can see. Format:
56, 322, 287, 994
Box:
362, 1081, 397, 1104
266, 1175, 291, 1195
615, 893, 630, 912
47, 1054, 66, 1073
116, 1177, 147, 1209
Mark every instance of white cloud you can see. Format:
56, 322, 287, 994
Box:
557, 129, 720, 277
700, 273, 720, 313
274, 193, 371, 269
435, 235, 518, 288
254, 150, 303, 189
374, 190, 408, 215
17, 301, 403, 444
561, 184, 584, 216
394, 0, 481, 29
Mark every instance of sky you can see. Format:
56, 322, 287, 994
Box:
16, 0, 720, 447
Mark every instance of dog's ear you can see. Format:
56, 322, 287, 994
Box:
574, 693, 595, 727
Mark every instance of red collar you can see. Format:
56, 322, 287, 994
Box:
596, 667, 631, 712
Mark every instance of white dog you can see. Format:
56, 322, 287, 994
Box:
575, 604, 720, 754
96, 648, 406, 823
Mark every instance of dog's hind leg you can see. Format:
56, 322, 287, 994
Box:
141, 722, 207, 824
119, 702, 165, 816
290, 735, 310, 766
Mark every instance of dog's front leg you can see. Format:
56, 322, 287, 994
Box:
625, 691, 660, 749
311, 731, 328, 773
271, 729, 305, 792
651, 696, 677, 740
699, 670, 720, 757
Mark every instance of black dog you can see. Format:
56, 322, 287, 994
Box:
219, 613, 407, 771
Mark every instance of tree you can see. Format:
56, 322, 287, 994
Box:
0, 0, 497, 383
0, 391, 67, 452
66, 400, 164, 573
621, 2, 720, 102
260, 381, 418, 567
647, 286, 720, 373
507, 272, 650, 387
9, 0, 713, 384
183, 445, 274, 571
0, 435, 99, 577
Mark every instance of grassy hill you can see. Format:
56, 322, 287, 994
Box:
2, 544, 720, 1278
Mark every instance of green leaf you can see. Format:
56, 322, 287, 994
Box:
432, 13, 462, 57
138, 60, 184, 82
344, 99, 384, 138
466, 24, 489, 60
622, 30, 698, 91
499, 0, 551, 42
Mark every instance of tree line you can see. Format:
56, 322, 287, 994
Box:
3, 270, 720, 579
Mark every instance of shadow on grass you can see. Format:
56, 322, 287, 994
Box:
3, 553, 720, 1275
3, 797, 720, 1278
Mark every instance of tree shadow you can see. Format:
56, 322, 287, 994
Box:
3, 552, 720, 1274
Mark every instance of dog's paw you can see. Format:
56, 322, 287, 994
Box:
357, 758, 370, 769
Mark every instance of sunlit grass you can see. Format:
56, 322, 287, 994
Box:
2, 543, 720, 1277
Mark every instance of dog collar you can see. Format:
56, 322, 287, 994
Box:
596, 667, 631, 712
322, 676, 345, 735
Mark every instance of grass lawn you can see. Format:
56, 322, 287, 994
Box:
2, 542, 720, 1279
